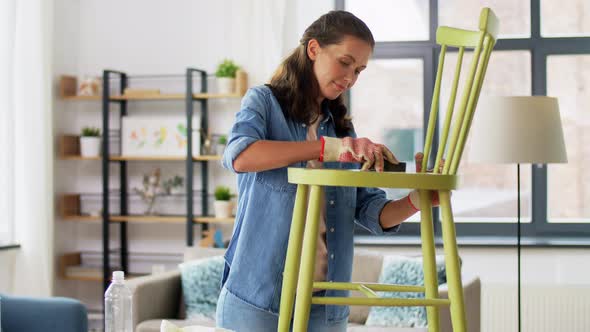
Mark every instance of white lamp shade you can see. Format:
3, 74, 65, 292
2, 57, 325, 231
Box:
468, 96, 568, 164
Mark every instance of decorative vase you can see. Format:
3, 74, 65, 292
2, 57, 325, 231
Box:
216, 77, 235, 94
80, 136, 100, 157
213, 200, 232, 218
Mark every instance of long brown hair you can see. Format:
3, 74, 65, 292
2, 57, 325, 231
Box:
269, 10, 374, 137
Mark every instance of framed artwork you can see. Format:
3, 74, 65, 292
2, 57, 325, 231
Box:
122, 116, 201, 156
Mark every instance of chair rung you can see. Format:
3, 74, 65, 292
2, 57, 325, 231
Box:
311, 296, 450, 307
358, 284, 378, 298
313, 281, 425, 293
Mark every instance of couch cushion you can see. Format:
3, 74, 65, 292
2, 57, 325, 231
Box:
364, 255, 447, 327
179, 247, 227, 319
179, 256, 225, 320
348, 250, 384, 324
137, 318, 215, 332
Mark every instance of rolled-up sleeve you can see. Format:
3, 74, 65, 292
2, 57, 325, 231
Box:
346, 126, 400, 235
222, 88, 269, 173
355, 187, 400, 235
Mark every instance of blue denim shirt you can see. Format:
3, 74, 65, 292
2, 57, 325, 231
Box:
221, 85, 400, 323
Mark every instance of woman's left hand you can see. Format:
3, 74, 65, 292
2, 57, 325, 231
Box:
407, 152, 445, 211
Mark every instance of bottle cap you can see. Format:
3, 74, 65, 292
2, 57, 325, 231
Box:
112, 271, 125, 281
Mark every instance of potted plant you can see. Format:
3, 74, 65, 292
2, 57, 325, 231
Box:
215, 59, 240, 94
163, 175, 184, 195
213, 186, 233, 218
216, 134, 227, 156
80, 126, 101, 157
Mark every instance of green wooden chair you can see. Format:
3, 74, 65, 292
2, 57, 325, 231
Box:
278, 7, 499, 332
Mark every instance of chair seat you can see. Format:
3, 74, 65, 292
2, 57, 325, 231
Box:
287, 168, 458, 190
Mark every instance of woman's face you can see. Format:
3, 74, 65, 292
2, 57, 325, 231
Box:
307, 35, 372, 102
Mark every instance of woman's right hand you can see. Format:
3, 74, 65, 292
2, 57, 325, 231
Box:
320, 136, 399, 172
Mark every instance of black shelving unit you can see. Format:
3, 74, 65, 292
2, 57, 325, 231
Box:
100, 68, 211, 291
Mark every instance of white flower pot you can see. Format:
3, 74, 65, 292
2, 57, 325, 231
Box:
214, 200, 233, 218
216, 77, 235, 94
80, 136, 101, 157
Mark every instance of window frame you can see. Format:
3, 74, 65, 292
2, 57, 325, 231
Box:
338, 0, 590, 239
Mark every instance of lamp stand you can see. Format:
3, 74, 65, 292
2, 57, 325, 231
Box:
517, 163, 521, 332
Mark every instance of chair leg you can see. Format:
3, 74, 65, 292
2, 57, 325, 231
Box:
419, 190, 440, 332
278, 184, 309, 331
292, 185, 322, 332
439, 190, 467, 332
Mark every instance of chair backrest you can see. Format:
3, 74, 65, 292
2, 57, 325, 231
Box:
421, 7, 499, 176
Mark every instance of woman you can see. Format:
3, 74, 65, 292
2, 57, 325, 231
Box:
216, 10, 434, 331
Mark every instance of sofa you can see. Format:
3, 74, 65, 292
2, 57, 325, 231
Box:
127, 247, 480, 332
0, 293, 88, 332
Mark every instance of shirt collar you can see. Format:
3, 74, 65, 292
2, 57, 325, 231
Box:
320, 100, 334, 124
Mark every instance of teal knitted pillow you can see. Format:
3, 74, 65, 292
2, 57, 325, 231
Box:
179, 256, 224, 320
364, 255, 448, 327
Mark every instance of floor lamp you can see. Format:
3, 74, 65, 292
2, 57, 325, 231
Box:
468, 96, 568, 332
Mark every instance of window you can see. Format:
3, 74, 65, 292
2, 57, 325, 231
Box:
351, 59, 424, 222
547, 55, 590, 222
541, 0, 590, 37
345, 0, 430, 41
439, 0, 531, 38
338, 0, 590, 238
441, 51, 532, 222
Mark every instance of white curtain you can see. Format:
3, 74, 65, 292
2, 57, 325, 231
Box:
229, 0, 288, 85
2, 0, 54, 296
0, 0, 16, 248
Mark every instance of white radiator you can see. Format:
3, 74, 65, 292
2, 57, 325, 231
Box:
482, 284, 590, 332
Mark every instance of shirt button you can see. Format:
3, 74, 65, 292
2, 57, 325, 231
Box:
330, 254, 334, 259
330, 227, 335, 233
301, 123, 306, 127
320, 126, 324, 130
329, 200, 335, 205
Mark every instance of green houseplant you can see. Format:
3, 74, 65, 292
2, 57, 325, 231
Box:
163, 175, 184, 195
216, 134, 228, 156
80, 126, 101, 157
215, 59, 240, 94
213, 186, 233, 218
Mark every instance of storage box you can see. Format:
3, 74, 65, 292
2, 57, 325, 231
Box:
122, 116, 201, 157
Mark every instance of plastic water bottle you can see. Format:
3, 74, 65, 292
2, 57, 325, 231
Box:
104, 271, 133, 332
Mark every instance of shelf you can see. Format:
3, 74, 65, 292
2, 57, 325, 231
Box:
109, 215, 235, 224
110, 155, 186, 161
109, 93, 241, 101
196, 155, 222, 161
60, 155, 101, 160
62, 215, 101, 222
110, 215, 186, 223
58, 155, 222, 161
194, 216, 235, 223
59, 252, 145, 282
61, 95, 101, 101
109, 155, 221, 161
